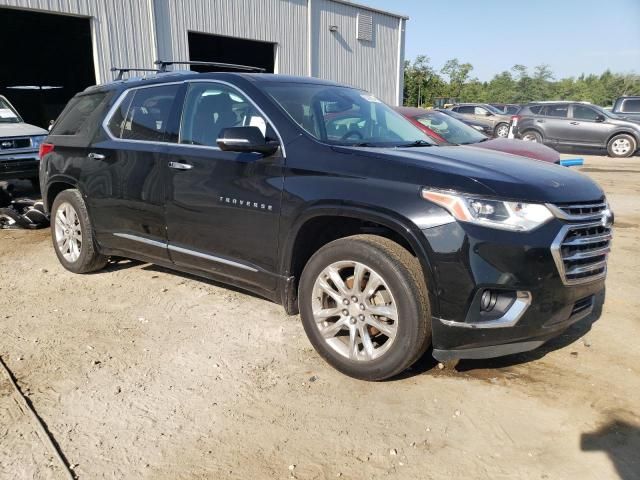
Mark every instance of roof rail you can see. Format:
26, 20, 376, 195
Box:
154, 60, 266, 73
110, 67, 161, 81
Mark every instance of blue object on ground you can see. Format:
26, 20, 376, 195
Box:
559, 158, 584, 167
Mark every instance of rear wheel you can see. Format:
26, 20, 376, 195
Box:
607, 134, 636, 158
494, 123, 510, 138
521, 130, 543, 143
299, 235, 431, 381
51, 189, 107, 273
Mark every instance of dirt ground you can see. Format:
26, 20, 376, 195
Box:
1, 154, 639, 480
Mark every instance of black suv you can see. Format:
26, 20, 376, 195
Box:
513, 101, 640, 158
40, 69, 612, 380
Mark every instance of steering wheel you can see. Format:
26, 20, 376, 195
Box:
341, 130, 364, 141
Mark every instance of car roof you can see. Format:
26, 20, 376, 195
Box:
84, 71, 347, 94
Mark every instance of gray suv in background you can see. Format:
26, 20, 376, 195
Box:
447, 103, 512, 137
512, 102, 640, 158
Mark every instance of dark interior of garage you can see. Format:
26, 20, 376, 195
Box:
0, 7, 95, 128
188, 32, 275, 73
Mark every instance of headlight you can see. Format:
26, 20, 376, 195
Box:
31, 135, 46, 149
422, 188, 553, 232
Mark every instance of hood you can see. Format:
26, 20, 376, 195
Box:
470, 138, 560, 163
338, 145, 603, 204
0, 122, 48, 138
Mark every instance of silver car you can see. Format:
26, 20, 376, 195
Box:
0, 95, 48, 186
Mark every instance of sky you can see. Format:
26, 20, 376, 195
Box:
361, 0, 640, 81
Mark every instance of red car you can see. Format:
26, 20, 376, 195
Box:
395, 107, 560, 163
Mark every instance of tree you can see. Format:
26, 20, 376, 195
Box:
441, 59, 474, 97
403, 57, 640, 108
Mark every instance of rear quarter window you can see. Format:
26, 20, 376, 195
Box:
51, 92, 109, 136
621, 99, 640, 113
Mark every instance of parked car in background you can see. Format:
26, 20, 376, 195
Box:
435, 108, 493, 136
40, 68, 610, 380
0, 95, 48, 187
612, 96, 640, 119
396, 107, 560, 163
513, 101, 640, 158
490, 103, 521, 115
447, 103, 512, 138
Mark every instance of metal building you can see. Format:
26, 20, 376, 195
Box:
0, 0, 407, 127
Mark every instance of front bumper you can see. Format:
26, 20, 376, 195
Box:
422, 219, 607, 361
0, 152, 40, 180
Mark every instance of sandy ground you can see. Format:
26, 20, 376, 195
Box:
1, 154, 639, 480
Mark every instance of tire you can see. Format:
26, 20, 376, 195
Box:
494, 123, 510, 138
607, 134, 637, 158
299, 235, 431, 381
50, 189, 107, 273
521, 130, 543, 143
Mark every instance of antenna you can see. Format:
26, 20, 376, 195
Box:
154, 60, 266, 73
110, 67, 161, 81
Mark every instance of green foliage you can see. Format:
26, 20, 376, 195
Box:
402, 57, 640, 107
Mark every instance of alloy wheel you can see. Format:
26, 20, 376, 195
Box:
311, 260, 398, 361
54, 202, 82, 262
496, 125, 509, 138
522, 133, 538, 142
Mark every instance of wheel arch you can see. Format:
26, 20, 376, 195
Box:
280, 204, 439, 316
45, 176, 80, 213
606, 130, 640, 147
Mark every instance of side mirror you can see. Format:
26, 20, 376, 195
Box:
595, 114, 606, 123
217, 126, 279, 156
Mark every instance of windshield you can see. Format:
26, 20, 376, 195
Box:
265, 83, 434, 147
416, 111, 487, 145
592, 104, 620, 119
485, 104, 506, 115
0, 97, 22, 124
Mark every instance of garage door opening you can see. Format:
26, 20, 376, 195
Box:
188, 32, 275, 73
0, 7, 95, 128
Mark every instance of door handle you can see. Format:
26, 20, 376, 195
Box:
87, 152, 106, 160
570, 121, 580, 125
168, 161, 193, 171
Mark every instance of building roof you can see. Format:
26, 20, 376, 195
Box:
329, 0, 409, 20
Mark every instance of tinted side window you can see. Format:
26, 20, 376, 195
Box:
457, 106, 474, 114
528, 105, 542, 115
179, 83, 271, 147
113, 85, 179, 141
621, 99, 640, 113
572, 105, 600, 121
474, 106, 488, 115
540, 105, 568, 118
51, 92, 108, 136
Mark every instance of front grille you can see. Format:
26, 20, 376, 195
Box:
0, 137, 32, 150
552, 221, 611, 284
0, 158, 39, 171
549, 200, 608, 221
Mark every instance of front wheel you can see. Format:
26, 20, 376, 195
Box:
299, 235, 431, 381
607, 134, 637, 158
521, 130, 543, 143
494, 123, 510, 138
51, 189, 107, 273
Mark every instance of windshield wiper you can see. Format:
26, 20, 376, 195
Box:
396, 140, 433, 148
351, 142, 378, 147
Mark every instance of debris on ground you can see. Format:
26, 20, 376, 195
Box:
0, 182, 48, 229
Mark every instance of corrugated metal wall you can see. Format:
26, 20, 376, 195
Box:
310, 0, 402, 104
0, 0, 157, 84
155, 0, 308, 76
0, 0, 404, 104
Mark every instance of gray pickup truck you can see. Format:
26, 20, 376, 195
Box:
0, 95, 48, 187
613, 96, 640, 120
